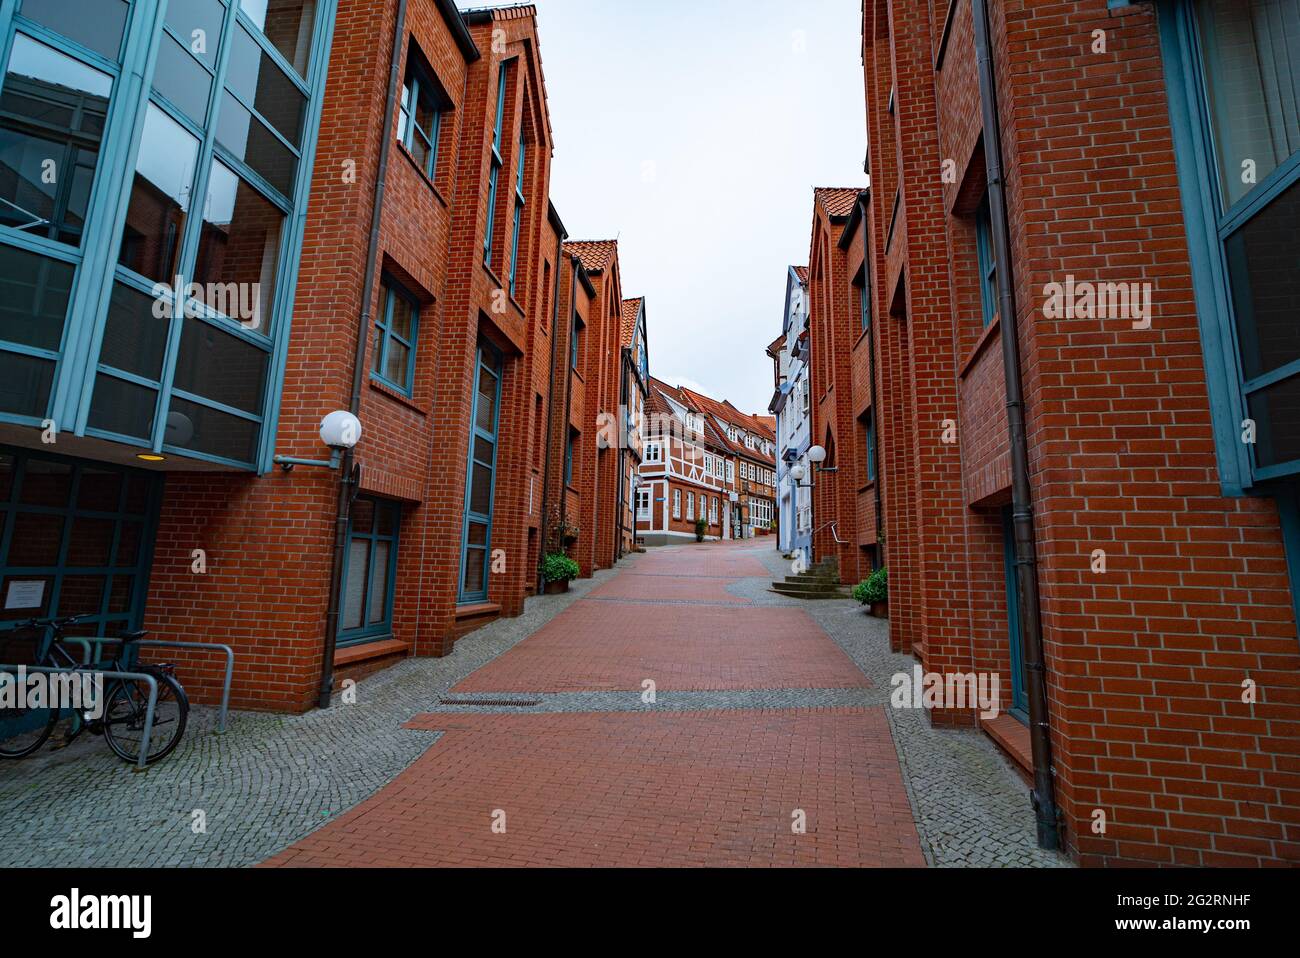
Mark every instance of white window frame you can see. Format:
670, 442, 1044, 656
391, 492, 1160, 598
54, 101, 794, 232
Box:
673, 489, 681, 519
686, 492, 694, 521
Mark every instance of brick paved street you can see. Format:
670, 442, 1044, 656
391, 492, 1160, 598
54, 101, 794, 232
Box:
1, 539, 1068, 868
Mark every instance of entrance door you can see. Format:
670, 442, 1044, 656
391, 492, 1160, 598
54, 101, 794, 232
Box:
0, 447, 160, 637
459, 340, 502, 604
1001, 506, 1030, 720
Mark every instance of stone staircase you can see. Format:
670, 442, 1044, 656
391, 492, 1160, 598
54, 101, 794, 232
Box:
770, 557, 850, 600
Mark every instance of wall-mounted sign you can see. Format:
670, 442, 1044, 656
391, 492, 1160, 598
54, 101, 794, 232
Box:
5, 580, 45, 610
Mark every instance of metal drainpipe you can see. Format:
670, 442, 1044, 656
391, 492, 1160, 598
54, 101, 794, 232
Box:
319, 0, 409, 710
972, 0, 1060, 850
558, 258, 579, 537
538, 219, 567, 592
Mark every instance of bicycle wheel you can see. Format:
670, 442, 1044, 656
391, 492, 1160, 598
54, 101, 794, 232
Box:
0, 701, 58, 759
102, 672, 189, 765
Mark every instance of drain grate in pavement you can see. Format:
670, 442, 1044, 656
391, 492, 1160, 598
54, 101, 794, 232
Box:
438, 697, 541, 707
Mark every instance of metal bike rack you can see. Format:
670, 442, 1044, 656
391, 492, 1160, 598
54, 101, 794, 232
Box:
61, 637, 236, 733
0, 664, 158, 771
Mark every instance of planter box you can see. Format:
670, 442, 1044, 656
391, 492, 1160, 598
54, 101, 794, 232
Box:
544, 580, 570, 595
870, 601, 888, 619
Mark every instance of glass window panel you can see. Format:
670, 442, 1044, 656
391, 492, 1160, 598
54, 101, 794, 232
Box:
17, 456, 70, 507
115, 520, 141, 566
469, 463, 492, 516
475, 371, 497, 434
165, 396, 259, 463
0, 35, 110, 246
123, 475, 150, 514
461, 546, 485, 595
239, 0, 317, 77
108, 574, 133, 613
225, 26, 306, 145
165, 0, 226, 68
389, 293, 414, 341
0, 245, 74, 351
341, 538, 368, 630
151, 32, 212, 125
1224, 178, 1300, 381
87, 373, 157, 440
67, 517, 114, 566
1248, 374, 1300, 468
0, 351, 54, 418
216, 92, 296, 196
370, 323, 383, 374
17, 0, 129, 62
98, 282, 170, 381
76, 468, 122, 512
173, 319, 268, 414
117, 104, 199, 284
350, 498, 374, 534
368, 540, 389, 624
383, 338, 409, 389
1195, 0, 1300, 209
0, 454, 13, 501
56, 574, 105, 617
473, 436, 493, 465
8, 512, 64, 565
193, 161, 284, 334
375, 502, 396, 537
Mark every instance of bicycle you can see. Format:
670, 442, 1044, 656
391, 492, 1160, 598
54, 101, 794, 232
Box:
0, 615, 189, 764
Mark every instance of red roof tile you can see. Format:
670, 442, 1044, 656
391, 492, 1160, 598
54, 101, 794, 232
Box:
620, 297, 643, 347
814, 187, 862, 218
565, 240, 618, 274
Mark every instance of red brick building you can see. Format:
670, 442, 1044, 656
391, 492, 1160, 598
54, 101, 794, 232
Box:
840, 0, 1300, 865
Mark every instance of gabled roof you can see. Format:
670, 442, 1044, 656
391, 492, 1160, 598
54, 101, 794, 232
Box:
462, 5, 554, 148
620, 297, 643, 347
793, 265, 809, 285
766, 334, 785, 359
814, 187, 862, 219
565, 240, 618, 274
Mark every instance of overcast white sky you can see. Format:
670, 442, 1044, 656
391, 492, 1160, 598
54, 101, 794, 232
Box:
488, 0, 868, 416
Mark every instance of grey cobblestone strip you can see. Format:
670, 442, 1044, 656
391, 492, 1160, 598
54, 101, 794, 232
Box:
0, 566, 619, 868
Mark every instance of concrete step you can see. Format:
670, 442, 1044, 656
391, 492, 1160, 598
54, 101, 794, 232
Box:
770, 581, 850, 600
784, 573, 840, 584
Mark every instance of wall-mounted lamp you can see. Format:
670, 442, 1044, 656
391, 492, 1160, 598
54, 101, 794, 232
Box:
274, 411, 363, 472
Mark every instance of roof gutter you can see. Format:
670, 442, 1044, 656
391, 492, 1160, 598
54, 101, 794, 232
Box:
319, 0, 409, 710
972, 0, 1061, 851
435, 0, 481, 61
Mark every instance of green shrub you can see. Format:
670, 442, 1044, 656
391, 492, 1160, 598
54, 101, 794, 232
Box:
694, 516, 708, 541
853, 567, 888, 605
541, 553, 580, 583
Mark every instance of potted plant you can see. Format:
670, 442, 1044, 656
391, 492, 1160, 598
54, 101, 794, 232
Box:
548, 507, 580, 549
542, 553, 580, 594
853, 567, 888, 618
694, 516, 708, 542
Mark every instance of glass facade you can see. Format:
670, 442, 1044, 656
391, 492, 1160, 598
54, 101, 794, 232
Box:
0, 0, 335, 470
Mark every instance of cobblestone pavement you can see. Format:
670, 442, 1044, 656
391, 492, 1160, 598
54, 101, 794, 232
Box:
2, 538, 1071, 867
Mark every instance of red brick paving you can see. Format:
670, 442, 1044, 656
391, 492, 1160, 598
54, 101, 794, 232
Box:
585, 573, 750, 604
452, 602, 870, 692
263, 709, 925, 867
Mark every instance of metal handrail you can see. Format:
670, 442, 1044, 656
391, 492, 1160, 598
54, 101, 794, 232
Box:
62, 638, 235, 733
0, 664, 158, 771
810, 519, 848, 545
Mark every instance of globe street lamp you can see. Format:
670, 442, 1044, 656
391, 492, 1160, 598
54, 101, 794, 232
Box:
275, 411, 363, 472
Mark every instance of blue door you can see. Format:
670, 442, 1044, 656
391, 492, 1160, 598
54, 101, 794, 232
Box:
1001, 506, 1029, 720
459, 340, 502, 603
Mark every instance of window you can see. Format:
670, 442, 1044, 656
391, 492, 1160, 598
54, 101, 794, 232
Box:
865, 410, 877, 483
802, 379, 810, 415
484, 62, 507, 268
636, 488, 651, 520
509, 132, 526, 297
672, 488, 681, 519
398, 43, 447, 180
565, 428, 576, 486
858, 266, 873, 332
339, 497, 401, 645
371, 280, 419, 395
975, 194, 998, 327
710, 497, 718, 525
644, 442, 661, 464
461, 341, 501, 603
570, 311, 583, 369
686, 491, 694, 521
726, 460, 734, 483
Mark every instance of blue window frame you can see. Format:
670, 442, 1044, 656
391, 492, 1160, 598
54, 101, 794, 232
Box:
0, 0, 338, 474
974, 194, 997, 328
1159, 0, 1300, 489
1001, 506, 1029, 721
570, 310, 583, 370
371, 279, 419, 396
337, 496, 400, 647
1279, 484, 1300, 635
0, 445, 161, 638
564, 427, 576, 486
459, 339, 501, 603
398, 40, 445, 180
858, 270, 872, 332
865, 410, 876, 483
508, 132, 526, 297
483, 61, 507, 269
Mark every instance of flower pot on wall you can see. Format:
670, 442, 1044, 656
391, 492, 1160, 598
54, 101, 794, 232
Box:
870, 600, 888, 619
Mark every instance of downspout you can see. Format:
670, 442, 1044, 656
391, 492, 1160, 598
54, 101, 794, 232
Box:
971, 0, 1060, 850
558, 257, 579, 538
319, 0, 408, 709
538, 214, 567, 591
